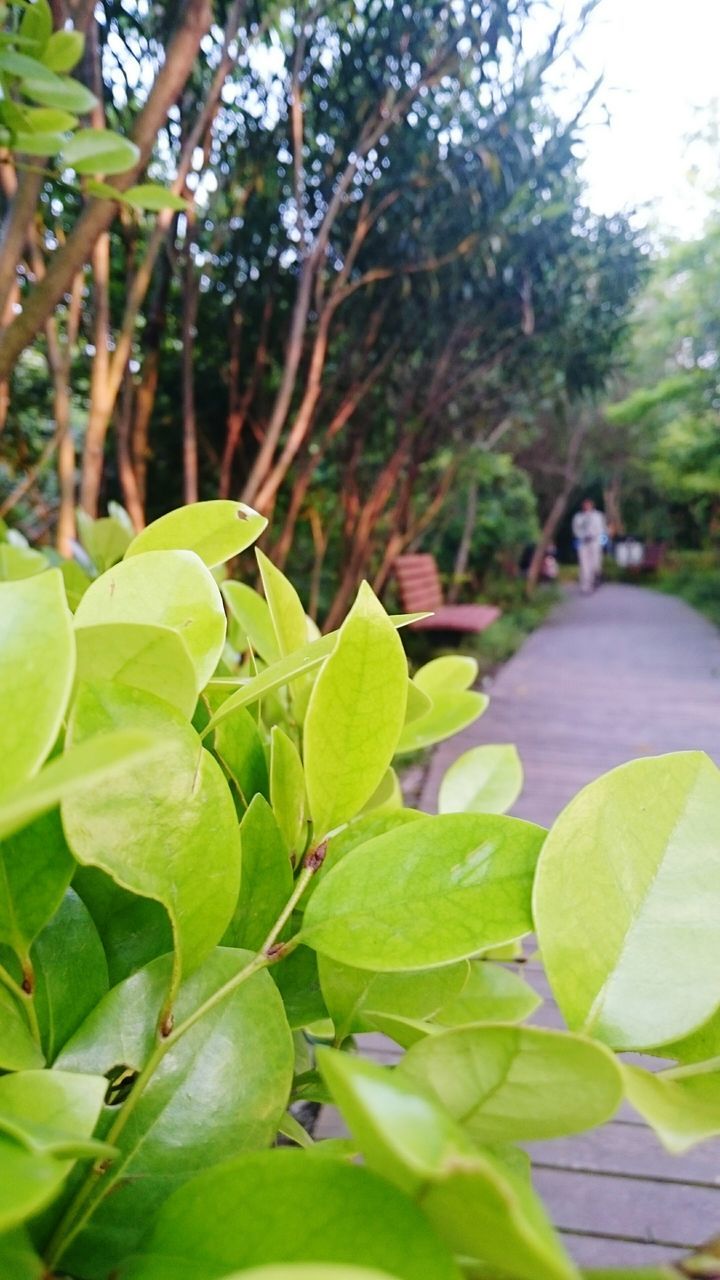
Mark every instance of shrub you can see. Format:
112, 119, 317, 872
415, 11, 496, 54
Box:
0, 501, 719, 1280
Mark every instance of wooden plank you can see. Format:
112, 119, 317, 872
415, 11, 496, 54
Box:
528, 1122, 720, 1187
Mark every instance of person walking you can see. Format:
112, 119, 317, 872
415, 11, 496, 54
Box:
572, 498, 606, 594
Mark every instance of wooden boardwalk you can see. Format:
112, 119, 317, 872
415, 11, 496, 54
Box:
318, 583, 720, 1268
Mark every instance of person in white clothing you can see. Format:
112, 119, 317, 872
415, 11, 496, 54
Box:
572, 498, 606, 594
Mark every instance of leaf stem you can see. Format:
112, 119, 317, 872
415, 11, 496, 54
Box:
0, 958, 41, 1046
0, 959, 25, 1004
43, 852, 324, 1270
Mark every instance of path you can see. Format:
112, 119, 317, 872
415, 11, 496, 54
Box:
318, 583, 720, 1269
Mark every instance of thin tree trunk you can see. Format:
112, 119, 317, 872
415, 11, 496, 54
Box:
307, 506, 328, 622
526, 489, 569, 595
0, 168, 44, 323
181, 240, 199, 504
116, 373, 145, 528
79, 231, 111, 516
131, 246, 173, 511
218, 291, 272, 499
448, 477, 478, 602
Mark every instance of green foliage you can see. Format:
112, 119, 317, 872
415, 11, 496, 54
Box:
0, 501, 718, 1278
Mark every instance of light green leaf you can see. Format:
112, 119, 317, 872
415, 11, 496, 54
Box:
121, 1149, 462, 1280
534, 752, 720, 1050
317, 1050, 577, 1280
74, 550, 226, 690
75, 622, 198, 717
124, 182, 189, 212
0, 1227, 45, 1280
304, 583, 408, 836
126, 501, 266, 567
223, 795, 292, 950
302, 813, 543, 971
360, 767, 403, 815
213, 705, 269, 808
399, 1024, 623, 1142
76, 510, 133, 571
404, 679, 433, 723
0, 570, 74, 793
220, 1269, 403, 1280
21, 73, 96, 113
0, 542, 47, 579
413, 655, 479, 696
433, 960, 541, 1026
0, 1069, 107, 1231
61, 126, 139, 174
58, 557, 90, 610
394, 689, 488, 754
55, 950, 294, 1275
0, 986, 44, 1070
272, 944, 327, 1029
19, 0, 52, 54
0, 809, 74, 954
13, 129, 66, 154
62, 683, 240, 999
222, 581, 279, 663
621, 1062, 720, 1153
23, 105, 77, 131
256, 549, 308, 657
41, 29, 84, 73
310, 809, 423, 894
0, 50, 56, 81
31, 889, 108, 1061
659, 1006, 720, 1065
270, 727, 307, 858
361, 1011, 437, 1048
319, 956, 468, 1043
438, 744, 523, 815
0, 729, 159, 843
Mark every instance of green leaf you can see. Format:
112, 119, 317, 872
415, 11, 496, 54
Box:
317, 1050, 577, 1280
55, 950, 294, 1275
304, 583, 408, 836
270, 727, 307, 858
0, 542, 47, 579
75, 622, 198, 718
19, 1, 52, 54
58, 557, 90, 610
219, 1269, 403, 1280
438, 744, 523, 815
394, 689, 488, 754
0, 986, 44, 1070
319, 956, 469, 1042
62, 683, 241, 998
213, 705, 269, 807
222, 581, 279, 663
360, 766, 403, 815
302, 813, 544, 971
0, 49, 56, 81
0, 809, 74, 954
399, 1024, 623, 1143
125, 501, 267, 567
433, 960, 541, 1026
76, 510, 133, 571
73, 865, 173, 984
658, 1006, 720, 1065
0, 570, 74, 794
31, 889, 108, 1061
0, 1069, 106, 1232
272, 943, 327, 1029
621, 1062, 720, 1153
21, 73, 96, 113
404, 679, 433, 723
123, 182, 189, 211
257, 549, 308, 657
122, 1149, 462, 1280
413, 654, 479, 696
12, 129, 65, 154
23, 105, 76, 131
534, 752, 720, 1050
61, 126, 139, 174
0, 1228, 44, 1280
310, 809, 423, 893
0, 729, 160, 843
74, 550, 226, 690
41, 29, 84, 73
223, 795, 292, 950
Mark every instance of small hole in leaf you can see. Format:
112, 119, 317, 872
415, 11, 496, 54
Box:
104, 1064, 139, 1107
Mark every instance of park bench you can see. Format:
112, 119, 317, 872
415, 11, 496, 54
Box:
394, 554, 501, 633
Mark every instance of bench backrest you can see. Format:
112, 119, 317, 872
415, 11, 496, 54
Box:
394, 554, 444, 613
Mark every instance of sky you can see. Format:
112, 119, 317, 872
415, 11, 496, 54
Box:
550, 0, 720, 238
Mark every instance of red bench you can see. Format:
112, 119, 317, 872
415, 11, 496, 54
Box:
394, 554, 501, 633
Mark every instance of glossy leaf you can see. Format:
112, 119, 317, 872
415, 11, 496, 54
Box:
0, 542, 47, 579
222, 581, 279, 663
0, 729, 159, 843
125, 500, 266, 567
622, 1063, 720, 1154
413, 655, 479, 696
74, 549, 226, 690
31, 889, 108, 1061
0, 986, 44, 1070
223, 795, 292, 950
272, 944, 327, 1029
304, 583, 408, 836
310, 809, 423, 893
317, 1050, 577, 1280
438, 744, 523, 815
257, 548, 308, 657
433, 960, 541, 1026
76, 510, 132, 571
0, 809, 74, 953
0, 569, 75, 793
0, 1069, 106, 1232
394, 689, 489, 754
61, 126, 139, 174
659, 1006, 720, 1065
318, 956, 469, 1042
73, 865, 173, 984
55, 950, 294, 1274
270, 727, 307, 858
75, 622, 198, 717
41, 29, 84, 73
399, 1024, 623, 1142
302, 813, 544, 971
122, 1149, 462, 1280
534, 752, 720, 1050
62, 683, 241, 996
214, 705, 269, 806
